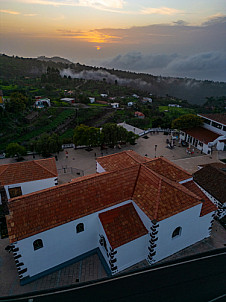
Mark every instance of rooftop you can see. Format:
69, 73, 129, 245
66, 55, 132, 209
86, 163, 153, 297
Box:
0, 158, 57, 186
184, 127, 220, 144
182, 180, 217, 216
193, 165, 226, 204
198, 113, 226, 126
97, 150, 148, 172
6, 151, 216, 244
99, 203, 148, 249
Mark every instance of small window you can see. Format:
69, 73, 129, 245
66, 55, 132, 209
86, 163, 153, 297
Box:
9, 187, 22, 198
33, 239, 43, 251
76, 223, 84, 233
172, 227, 182, 238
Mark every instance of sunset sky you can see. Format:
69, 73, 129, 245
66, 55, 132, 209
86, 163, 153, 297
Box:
0, 0, 226, 81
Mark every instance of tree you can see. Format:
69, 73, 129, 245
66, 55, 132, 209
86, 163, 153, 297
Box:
171, 114, 203, 130
73, 124, 100, 147
5, 92, 28, 113
101, 123, 131, 146
6, 143, 26, 159
35, 133, 62, 157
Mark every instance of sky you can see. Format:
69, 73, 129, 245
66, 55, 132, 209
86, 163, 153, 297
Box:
0, 0, 226, 81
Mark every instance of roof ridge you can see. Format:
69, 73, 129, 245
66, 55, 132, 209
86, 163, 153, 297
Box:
143, 164, 200, 201
154, 178, 162, 220
157, 157, 191, 177
0, 165, 9, 177
34, 158, 57, 177
125, 150, 146, 163
97, 150, 129, 161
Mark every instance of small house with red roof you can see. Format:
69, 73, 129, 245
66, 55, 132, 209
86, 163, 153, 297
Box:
0, 158, 58, 203
179, 113, 226, 154
5, 151, 216, 284
134, 111, 145, 119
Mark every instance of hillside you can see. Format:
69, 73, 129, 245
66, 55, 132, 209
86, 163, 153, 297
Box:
0, 54, 225, 105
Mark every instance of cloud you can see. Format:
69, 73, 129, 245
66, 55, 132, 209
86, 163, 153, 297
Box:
202, 14, 226, 26
102, 52, 179, 70
173, 20, 188, 26
98, 51, 226, 81
57, 29, 121, 43
140, 7, 183, 15
14, 0, 125, 12
0, 9, 20, 15
168, 52, 226, 72
24, 13, 38, 16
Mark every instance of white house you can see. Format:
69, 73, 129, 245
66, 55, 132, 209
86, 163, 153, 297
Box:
0, 158, 58, 203
179, 114, 226, 154
89, 97, 95, 104
5, 151, 216, 284
111, 103, 119, 109
100, 94, 108, 98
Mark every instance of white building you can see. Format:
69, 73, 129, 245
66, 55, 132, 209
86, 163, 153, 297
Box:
5, 151, 216, 284
34, 98, 51, 108
179, 114, 226, 154
0, 158, 58, 203
111, 103, 119, 109
89, 97, 95, 104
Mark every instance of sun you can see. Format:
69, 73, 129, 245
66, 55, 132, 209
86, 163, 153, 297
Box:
96, 46, 101, 50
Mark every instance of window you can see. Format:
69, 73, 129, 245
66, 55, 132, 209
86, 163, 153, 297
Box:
212, 121, 222, 129
76, 223, 84, 233
8, 187, 22, 198
33, 239, 43, 251
172, 227, 182, 238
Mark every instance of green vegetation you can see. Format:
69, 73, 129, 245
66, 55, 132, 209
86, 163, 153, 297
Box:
172, 114, 203, 130
6, 142, 26, 159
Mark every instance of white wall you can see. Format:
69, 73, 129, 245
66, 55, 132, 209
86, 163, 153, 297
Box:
5, 177, 57, 200
115, 235, 148, 273
16, 200, 132, 278
96, 162, 106, 173
153, 204, 213, 262
201, 122, 225, 136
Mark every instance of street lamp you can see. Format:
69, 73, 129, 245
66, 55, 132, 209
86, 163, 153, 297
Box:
155, 145, 157, 158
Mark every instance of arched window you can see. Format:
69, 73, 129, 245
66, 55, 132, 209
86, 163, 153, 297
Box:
33, 239, 43, 251
172, 227, 182, 238
76, 223, 84, 233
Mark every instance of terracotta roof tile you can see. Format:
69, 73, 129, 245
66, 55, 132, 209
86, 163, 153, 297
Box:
97, 150, 147, 172
0, 158, 57, 185
182, 180, 217, 216
184, 127, 220, 144
133, 166, 201, 221
193, 165, 226, 204
198, 113, 226, 125
143, 157, 191, 182
99, 203, 148, 249
6, 166, 139, 243
6, 151, 210, 244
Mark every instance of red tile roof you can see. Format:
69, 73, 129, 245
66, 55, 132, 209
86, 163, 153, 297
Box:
182, 181, 217, 216
99, 203, 148, 249
97, 150, 147, 172
0, 158, 57, 186
198, 113, 226, 125
185, 127, 220, 144
143, 157, 191, 182
6, 166, 139, 242
6, 151, 212, 244
133, 166, 201, 221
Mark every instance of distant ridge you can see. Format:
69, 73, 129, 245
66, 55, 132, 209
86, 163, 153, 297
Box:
0, 54, 225, 105
37, 56, 73, 64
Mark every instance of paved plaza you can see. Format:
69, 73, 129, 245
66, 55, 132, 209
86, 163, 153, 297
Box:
0, 133, 226, 297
